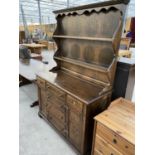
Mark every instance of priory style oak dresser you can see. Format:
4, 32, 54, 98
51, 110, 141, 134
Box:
36, 0, 130, 154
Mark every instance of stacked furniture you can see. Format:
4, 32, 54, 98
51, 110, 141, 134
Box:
92, 98, 135, 155
36, 0, 129, 154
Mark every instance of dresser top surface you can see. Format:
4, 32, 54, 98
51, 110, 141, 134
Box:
37, 70, 106, 104
94, 97, 135, 144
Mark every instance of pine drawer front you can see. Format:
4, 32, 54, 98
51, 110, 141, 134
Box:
37, 77, 46, 89
96, 123, 134, 155
46, 82, 66, 100
67, 95, 83, 113
94, 134, 123, 155
94, 149, 104, 155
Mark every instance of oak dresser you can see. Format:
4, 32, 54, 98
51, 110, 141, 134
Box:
36, 0, 130, 154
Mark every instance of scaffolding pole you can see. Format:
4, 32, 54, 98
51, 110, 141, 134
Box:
20, 4, 29, 40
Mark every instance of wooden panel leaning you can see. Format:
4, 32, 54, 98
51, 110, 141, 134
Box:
92, 97, 135, 155
37, 0, 130, 155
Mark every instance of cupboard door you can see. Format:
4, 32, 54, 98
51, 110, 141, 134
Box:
39, 89, 47, 117
47, 102, 67, 137
68, 110, 83, 151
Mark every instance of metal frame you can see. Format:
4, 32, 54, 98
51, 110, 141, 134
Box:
19, 0, 134, 25
19, 0, 104, 25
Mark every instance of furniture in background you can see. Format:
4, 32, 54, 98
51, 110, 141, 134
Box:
92, 97, 135, 155
19, 45, 43, 61
112, 57, 135, 101
37, 1, 129, 155
38, 40, 48, 49
31, 53, 42, 61
120, 37, 131, 50
22, 43, 46, 54
19, 31, 25, 44
118, 49, 132, 58
123, 17, 135, 47
19, 54, 54, 106
118, 37, 132, 58
48, 41, 57, 51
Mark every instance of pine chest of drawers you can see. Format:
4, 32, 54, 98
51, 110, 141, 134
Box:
92, 98, 135, 155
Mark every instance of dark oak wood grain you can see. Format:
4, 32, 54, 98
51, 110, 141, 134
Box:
37, 0, 129, 154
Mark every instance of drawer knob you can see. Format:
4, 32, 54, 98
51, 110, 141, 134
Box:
113, 138, 117, 144
111, 153, 114, 155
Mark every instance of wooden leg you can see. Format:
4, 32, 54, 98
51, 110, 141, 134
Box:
30, 100, 39, 107
38, 112, 42, 118
19, 75, 31, 87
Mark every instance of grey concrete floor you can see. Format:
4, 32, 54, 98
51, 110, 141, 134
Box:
19, 50, 78, 155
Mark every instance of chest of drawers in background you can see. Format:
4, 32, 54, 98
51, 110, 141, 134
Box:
92, 98, 135, 155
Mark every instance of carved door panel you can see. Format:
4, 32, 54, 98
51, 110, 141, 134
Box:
68, 109, 83, 150
39, 89, 47, 117
47, 101, 67, 137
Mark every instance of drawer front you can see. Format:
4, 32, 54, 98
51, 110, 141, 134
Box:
67, 95, 83, 113
37, 77, 45, 89
94, 149, 103, 155
96, 123, 134, 155
46, 82, 65, 100
94, 135, 123, 155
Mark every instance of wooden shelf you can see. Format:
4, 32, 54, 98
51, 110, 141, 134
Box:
53, 35, 113, 42
54, 56, 108, 72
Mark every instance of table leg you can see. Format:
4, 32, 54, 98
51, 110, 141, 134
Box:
30, 100, 39, 107
19, 75, 32, 87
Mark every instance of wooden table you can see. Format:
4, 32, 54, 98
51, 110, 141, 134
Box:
19, 57, 55, 107
118, 49, 132, 58
22, 43, 46, 54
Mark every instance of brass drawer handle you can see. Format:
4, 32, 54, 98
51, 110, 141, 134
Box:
113, 138, 117, 144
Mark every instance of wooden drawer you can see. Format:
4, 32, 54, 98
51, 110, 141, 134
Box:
94, 149, 103, 155
96, 123, 134, 155
37, 77, 45, 89
67, 95, 83, 113
46, 82, 65, 99
94, 135, 123, 155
